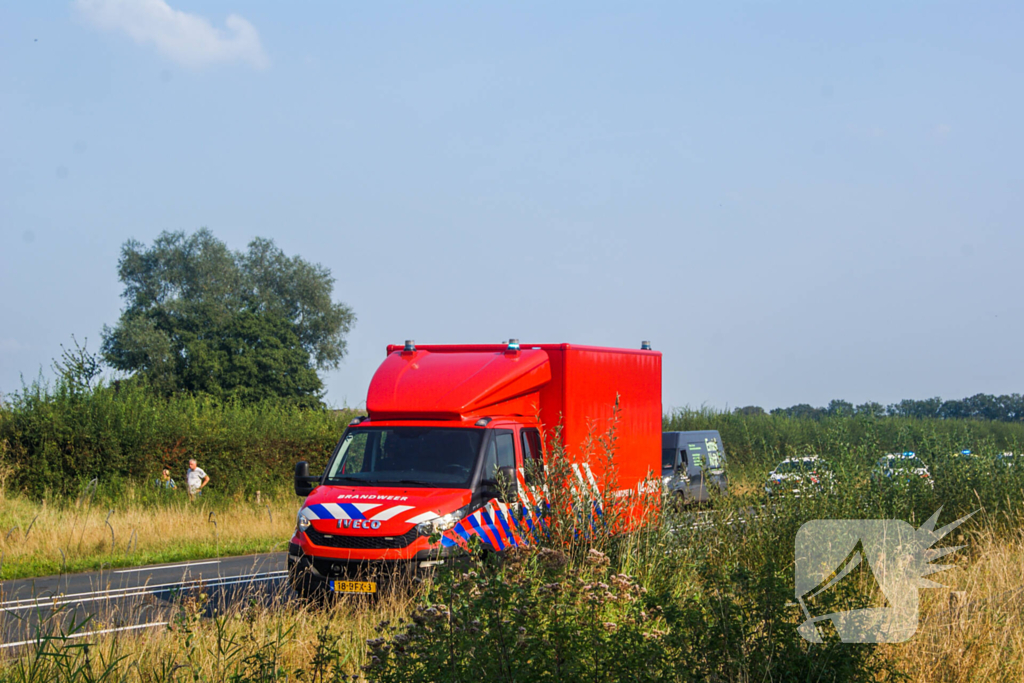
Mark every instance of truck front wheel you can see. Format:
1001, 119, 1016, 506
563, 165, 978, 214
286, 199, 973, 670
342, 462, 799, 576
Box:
288, 558, 328, 602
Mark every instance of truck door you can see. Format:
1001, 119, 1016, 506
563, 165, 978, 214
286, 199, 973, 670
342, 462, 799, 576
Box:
474, 429, 521, 550
479, 429, 517, 502
684, 441, 707, 502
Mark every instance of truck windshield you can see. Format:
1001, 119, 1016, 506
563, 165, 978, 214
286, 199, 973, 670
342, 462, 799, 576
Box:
323, 427, 485, 488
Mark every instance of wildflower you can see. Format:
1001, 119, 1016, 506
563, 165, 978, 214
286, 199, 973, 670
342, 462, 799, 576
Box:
611, 574, 634, 589
539, 548, 568, 567
603, 622, 618, 632
587, 549, 610, 566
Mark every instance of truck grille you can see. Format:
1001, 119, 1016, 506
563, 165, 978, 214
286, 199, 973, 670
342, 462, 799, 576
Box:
305, 527, 420, 549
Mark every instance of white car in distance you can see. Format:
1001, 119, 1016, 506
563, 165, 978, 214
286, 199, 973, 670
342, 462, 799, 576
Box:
874, 452, 933, 488
765, 456, 834, 497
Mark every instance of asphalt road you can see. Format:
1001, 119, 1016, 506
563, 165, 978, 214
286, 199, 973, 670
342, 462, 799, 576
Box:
0, 553, 290, 651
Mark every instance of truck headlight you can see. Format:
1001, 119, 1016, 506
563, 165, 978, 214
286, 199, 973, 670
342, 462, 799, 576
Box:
415, 508, 468, 536
296, 511, 311, 533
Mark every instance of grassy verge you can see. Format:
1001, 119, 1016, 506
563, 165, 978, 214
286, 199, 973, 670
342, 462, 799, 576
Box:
0, 484, 301, 581
0, 585, 413, 682
3, 511, 1021, 681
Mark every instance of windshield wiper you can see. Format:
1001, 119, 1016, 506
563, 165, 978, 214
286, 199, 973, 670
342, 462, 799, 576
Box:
371, 479, 432, 487
326, 476, 367, 484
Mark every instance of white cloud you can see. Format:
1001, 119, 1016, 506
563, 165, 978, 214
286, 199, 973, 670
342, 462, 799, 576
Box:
76, 0, 268, 69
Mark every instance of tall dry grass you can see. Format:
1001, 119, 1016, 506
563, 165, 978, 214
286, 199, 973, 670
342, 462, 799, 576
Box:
0, 586, 416, 682
894, 527, 1024, 682
0, 483, 301, 580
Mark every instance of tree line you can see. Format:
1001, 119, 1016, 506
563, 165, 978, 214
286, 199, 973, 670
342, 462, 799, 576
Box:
731, 394, 1024, 422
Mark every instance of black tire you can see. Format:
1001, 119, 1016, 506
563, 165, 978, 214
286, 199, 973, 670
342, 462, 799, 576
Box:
289, 560, 329, 603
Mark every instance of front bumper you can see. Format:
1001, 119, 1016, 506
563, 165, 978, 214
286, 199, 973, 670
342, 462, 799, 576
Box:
288, 535, 460, 583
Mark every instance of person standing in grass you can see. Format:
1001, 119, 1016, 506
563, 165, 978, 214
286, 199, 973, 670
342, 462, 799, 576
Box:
158, 468, 177, 490
187, 459, 210, 500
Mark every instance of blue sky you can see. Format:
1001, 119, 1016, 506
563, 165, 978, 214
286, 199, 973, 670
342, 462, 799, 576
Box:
2, 1, 1022, 411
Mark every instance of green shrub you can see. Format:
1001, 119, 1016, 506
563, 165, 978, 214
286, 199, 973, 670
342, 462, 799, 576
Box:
364, 418, 903, 683
0, 377, 356, 499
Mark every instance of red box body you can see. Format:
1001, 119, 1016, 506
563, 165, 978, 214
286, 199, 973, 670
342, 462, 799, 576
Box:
373, 343, 663, 517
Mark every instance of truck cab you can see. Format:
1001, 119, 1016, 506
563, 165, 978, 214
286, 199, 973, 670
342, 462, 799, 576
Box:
289, 341, 661, 598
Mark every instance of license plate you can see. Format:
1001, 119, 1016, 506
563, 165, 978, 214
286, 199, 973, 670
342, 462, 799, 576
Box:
330, 580, 377, 594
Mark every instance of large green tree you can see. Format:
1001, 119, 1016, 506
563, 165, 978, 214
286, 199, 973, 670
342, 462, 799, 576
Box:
101, 229, 355, 405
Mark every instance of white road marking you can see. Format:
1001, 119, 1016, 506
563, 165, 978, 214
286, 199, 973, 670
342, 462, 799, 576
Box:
0, 571, 288, 612
0, 621, 169, 650
114, 560, 220, 574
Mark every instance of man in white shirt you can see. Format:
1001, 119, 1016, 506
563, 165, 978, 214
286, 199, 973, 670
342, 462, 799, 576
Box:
186, 459, 210, 499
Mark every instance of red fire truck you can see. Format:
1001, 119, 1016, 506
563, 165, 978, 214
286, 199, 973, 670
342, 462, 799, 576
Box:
288, 341, 661, 597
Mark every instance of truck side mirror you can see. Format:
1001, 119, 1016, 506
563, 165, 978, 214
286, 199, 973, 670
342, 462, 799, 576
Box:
294, 460, 319, 497
480, 466, 518, 502
498, 465, 516, 485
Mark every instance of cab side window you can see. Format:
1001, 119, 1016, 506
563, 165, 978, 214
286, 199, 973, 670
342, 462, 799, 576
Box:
495, 432, 515, 470
521, 428, 545, 485
482, 430, 516, 480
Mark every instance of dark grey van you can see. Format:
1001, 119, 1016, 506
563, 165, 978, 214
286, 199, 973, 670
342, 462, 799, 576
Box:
662, 430, 728, 504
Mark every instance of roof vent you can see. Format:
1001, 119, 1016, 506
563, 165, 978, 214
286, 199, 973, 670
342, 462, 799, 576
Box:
641, 340, 652, 350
